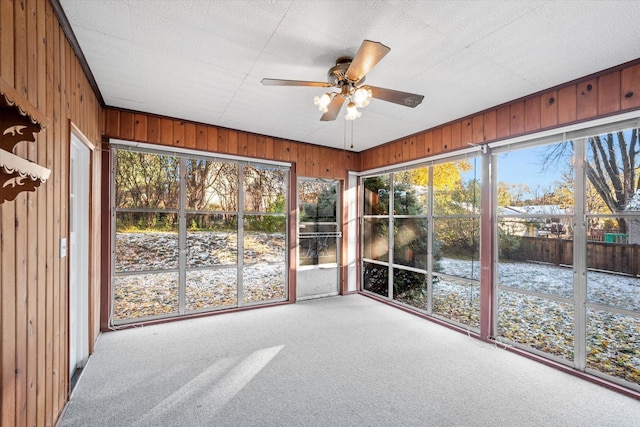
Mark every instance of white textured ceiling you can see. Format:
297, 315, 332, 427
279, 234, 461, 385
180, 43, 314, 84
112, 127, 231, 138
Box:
59, 0, 640, 152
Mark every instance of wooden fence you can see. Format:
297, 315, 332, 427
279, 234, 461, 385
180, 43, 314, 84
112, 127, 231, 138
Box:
518, 236, 640, 277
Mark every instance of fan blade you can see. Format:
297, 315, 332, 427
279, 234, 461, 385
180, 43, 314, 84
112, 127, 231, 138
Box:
368, 86, 424, 108
261, 78, 331, 87
320, 96, 345, 121
345, 40, 390, 82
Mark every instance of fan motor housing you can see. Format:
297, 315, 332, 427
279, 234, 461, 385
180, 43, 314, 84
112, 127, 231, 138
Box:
328, 56, 365, 86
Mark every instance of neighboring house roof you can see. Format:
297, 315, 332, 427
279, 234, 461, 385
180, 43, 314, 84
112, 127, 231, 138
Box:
498, 205, 569, 215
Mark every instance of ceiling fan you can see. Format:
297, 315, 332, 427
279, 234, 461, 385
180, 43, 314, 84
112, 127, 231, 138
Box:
261, 40, 424, 121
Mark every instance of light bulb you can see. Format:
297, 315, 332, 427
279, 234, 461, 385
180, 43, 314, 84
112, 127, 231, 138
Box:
345, 102, 361, 120
353, 86, 372, 108
313, 93, 331, 113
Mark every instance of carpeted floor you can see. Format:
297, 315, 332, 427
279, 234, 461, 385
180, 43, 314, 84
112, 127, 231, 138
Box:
61, 294, 640, 426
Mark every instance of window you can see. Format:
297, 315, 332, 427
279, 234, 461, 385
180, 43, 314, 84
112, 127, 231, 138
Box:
361, 157, 481, 330
493, 126, 640, 388
495, 142, 575, 362
112, 147, 289, 324
584, 128, 640, 385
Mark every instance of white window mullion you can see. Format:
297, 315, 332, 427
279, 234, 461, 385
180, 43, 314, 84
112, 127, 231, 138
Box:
573, 138, 587, 371
388, 174, 395, 299
178, 157, 187, 315
426, 165, 434, 315
237, 165, 245, 306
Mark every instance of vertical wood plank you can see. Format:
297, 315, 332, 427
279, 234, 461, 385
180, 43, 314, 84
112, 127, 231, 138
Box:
289, 142, 298, 169
558, 85, 577, 124
432, 128, 442, 155
184, 122, 196, 149
441, 125, 451, 152
298, 143, 309, 175
335, 150, 345, 176
273, 139, 283, 161
400, 138, 409, 161
305, 144, 314, 175
416, 133, 426, 158
228, 130, 239, 155
281, 139, 291, 162
1, 166, 17, 427
358, 147, 369, 170
195, 124, 207, 150
133, 113, 147, 141
206, 127, 218, 152
218, 128, 229, 154
541, 91, 558, 129
0, 0, 15, 82
237, 132, 248, 156
255, 135, 266, 159
496, 106, 510, 139
509, 101, 525, 135
27, 0, 37, 105
366, 145, 376, 169
14, 0, 26, 97
159, 118, 173, 147
383, 143, 391, 167
119, 111, 135, 140
59, 42, 70, 409
524, 96, 541, 132
597, 71, 621, 115
472, 115, 484, 143
461, 119, 473, 146
35, 0, 47, 423
424, 131, 433, 156
393, 138, 407, 163
147, 116, 160, 143
13, 1, 29, 424
319, 150, 342, 178
217, 129, 228, 153
264, 136, 273, 159
54, 26, 66, 417
104, 109, 120, 137
577, 79, 597, 120
395, 140, 404, 163
172, 120, 185, 147
49, 24, 60, 421
482, 111, 496, 143
408, 135, 417, 160
44, 4, 55, 424
246, 133, 256, 158
364, 146, 375, 170
311, 145, 320, 176
621, 64, 640, 110
374, 146, 384, 169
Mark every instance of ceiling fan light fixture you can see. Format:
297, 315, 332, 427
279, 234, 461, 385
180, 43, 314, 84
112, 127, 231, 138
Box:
262, 40, 423, 122
353, 86, 372, 108
313, 93, 332, 113
345, 101, 361, 120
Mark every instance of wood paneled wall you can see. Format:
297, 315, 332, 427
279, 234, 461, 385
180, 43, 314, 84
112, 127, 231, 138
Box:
0, 1, 102, 426
103, 108, 360, 180
360, 61, 640, 171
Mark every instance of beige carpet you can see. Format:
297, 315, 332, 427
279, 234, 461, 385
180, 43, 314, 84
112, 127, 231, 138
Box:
61, 294, 640, 426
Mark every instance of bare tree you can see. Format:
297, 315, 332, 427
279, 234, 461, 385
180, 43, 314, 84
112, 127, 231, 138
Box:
185, 160, 238, 211
543, 128, 639, 232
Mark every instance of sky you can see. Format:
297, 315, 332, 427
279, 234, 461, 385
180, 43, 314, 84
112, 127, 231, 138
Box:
460, 145, 568, 192
495, 146, 568, 190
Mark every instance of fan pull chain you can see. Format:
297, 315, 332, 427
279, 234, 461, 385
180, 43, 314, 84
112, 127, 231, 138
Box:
351, 120, 354, 149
